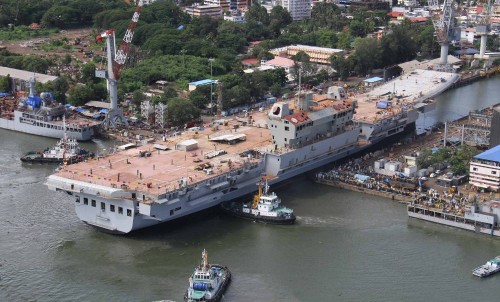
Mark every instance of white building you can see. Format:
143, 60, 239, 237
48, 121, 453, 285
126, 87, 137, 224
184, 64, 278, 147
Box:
280, 0, 311, 21
470, 145, 500, 192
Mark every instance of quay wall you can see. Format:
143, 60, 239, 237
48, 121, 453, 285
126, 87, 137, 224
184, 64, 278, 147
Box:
315, 178, 413, 203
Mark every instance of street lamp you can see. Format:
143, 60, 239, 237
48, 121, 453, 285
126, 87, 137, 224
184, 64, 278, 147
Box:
209, 58, 215, 115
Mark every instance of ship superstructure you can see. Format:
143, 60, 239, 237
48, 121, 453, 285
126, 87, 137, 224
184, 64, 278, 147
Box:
45, 69, 459, 234
0, 78, 99, 140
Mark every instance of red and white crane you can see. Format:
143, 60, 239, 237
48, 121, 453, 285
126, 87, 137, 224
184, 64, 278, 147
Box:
428, 0, 455, 67
95, 0, 143, 128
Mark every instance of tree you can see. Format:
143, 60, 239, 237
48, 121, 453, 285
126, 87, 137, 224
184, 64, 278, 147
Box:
41, 5, 79, 28
132, 90, 146, 108
81, 63, 99, 84
337, 29, 352, 50
311, 3, 345, 31
350, 37, 382, 76
245, 4, 269, 26
380, 24, 418, 66
51, 77, 69, 104
269, 6, 292, 37
331, 55, 350, 80
0, 74, 11, 93
167, 97, 200, 126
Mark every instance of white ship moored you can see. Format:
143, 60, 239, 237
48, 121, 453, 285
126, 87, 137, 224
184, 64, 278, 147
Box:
45, 69, 459, 234
0, 77, 99, 141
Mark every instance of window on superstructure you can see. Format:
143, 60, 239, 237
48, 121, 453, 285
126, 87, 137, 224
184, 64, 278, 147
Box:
101, 202, 105, 211
110, 205, 115, 212
285, 126, 289, 131
75, 196, 80, 203
91, 200, 96, 207
492, 171, 497, 175
84, 198, 88, 205
127, 209, 132, 217
118, 207, 123, 214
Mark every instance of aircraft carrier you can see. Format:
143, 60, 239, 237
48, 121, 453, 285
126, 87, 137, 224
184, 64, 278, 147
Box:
45, 69, 459, 233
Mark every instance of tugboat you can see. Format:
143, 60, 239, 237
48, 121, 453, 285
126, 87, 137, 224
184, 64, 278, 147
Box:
20, 117, 93, 164
472, 256, 500, 278
221, 178, 296, 224
184, 249, 231, 302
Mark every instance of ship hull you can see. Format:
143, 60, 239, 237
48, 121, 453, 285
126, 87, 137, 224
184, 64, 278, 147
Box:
0, 111, 96, 141
49, 121, 416, 234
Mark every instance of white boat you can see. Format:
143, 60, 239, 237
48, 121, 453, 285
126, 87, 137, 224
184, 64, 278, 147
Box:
0, 77, 98, 141
21, 117, 94, 164
472, 256, 500, 278
221, 177, 295, 224
184, 249, 231, 302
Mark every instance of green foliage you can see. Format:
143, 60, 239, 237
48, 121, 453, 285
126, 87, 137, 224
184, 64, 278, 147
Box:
350, 37, 382, 75
41, 77, 70, 103
167, 97, 200, 126
81, 63, 100, 84
0, 26, 59, 41
380, 23, 418, 66
68, 83, 107, 106
0, 74, 11, 92
310, 3, 346, 31
0, 50, 54, 73
416, 146, 479, 176
245, 4, 270, 26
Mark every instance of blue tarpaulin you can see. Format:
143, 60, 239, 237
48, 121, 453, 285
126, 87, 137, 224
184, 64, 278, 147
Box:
99, 108, 108, 114
364, 77, 384, 83
354, 174, 370, 182
177, 25, 184, 30
376, 101, 390, 109
474, 145, 500, 162
0, 92, 10, 97
74, 108, 88, 113
431, 147, 439, 154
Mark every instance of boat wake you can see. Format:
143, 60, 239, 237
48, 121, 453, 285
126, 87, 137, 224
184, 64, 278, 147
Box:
296, 215, 350, 227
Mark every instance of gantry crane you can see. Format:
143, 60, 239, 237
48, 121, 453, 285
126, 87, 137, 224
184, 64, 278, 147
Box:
95, 0, 143, 128
428, 0, 456, 67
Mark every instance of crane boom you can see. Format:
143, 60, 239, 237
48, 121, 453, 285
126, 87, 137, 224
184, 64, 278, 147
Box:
94, 0, 143, 128
114, 0, 143, 79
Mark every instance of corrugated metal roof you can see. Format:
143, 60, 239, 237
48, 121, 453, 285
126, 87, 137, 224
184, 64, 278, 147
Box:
474, 145, 500, 162
0, 66, 58, 83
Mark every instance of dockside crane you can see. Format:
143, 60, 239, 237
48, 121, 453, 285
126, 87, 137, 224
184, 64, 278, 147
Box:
476, 0, 493, 58
428, 0, 456, 68
95, 0, 143, 128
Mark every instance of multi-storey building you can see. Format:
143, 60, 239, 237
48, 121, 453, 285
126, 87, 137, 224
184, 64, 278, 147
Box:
280, 0, 312, 21
183, 4, 224, 18
470, 145, 500, 192
269, 45, 343, 64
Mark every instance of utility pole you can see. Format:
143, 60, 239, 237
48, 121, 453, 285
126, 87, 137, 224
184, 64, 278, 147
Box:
209, 58, 215, 115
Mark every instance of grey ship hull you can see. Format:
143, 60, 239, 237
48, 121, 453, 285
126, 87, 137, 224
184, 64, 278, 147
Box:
47, 119, 415, 234
0, 111, 96, 141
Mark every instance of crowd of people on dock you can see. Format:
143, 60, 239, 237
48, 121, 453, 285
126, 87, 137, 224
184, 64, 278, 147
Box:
316, 159, 470, 216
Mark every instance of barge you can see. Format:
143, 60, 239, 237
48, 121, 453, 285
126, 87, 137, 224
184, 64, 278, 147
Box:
407, 201, 500, 237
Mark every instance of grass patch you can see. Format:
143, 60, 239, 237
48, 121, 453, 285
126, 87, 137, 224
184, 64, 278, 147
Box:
0, 25, 59, 41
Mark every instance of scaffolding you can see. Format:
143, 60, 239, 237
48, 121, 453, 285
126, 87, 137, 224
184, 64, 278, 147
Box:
443, 111, 492, 147
140, 100, 155, 124
155, 102, 168, 128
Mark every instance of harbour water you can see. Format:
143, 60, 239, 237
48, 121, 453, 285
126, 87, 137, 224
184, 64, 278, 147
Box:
1, 76, 500, 302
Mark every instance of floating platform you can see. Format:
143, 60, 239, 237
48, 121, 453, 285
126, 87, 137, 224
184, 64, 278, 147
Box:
407, 204, 500, 237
